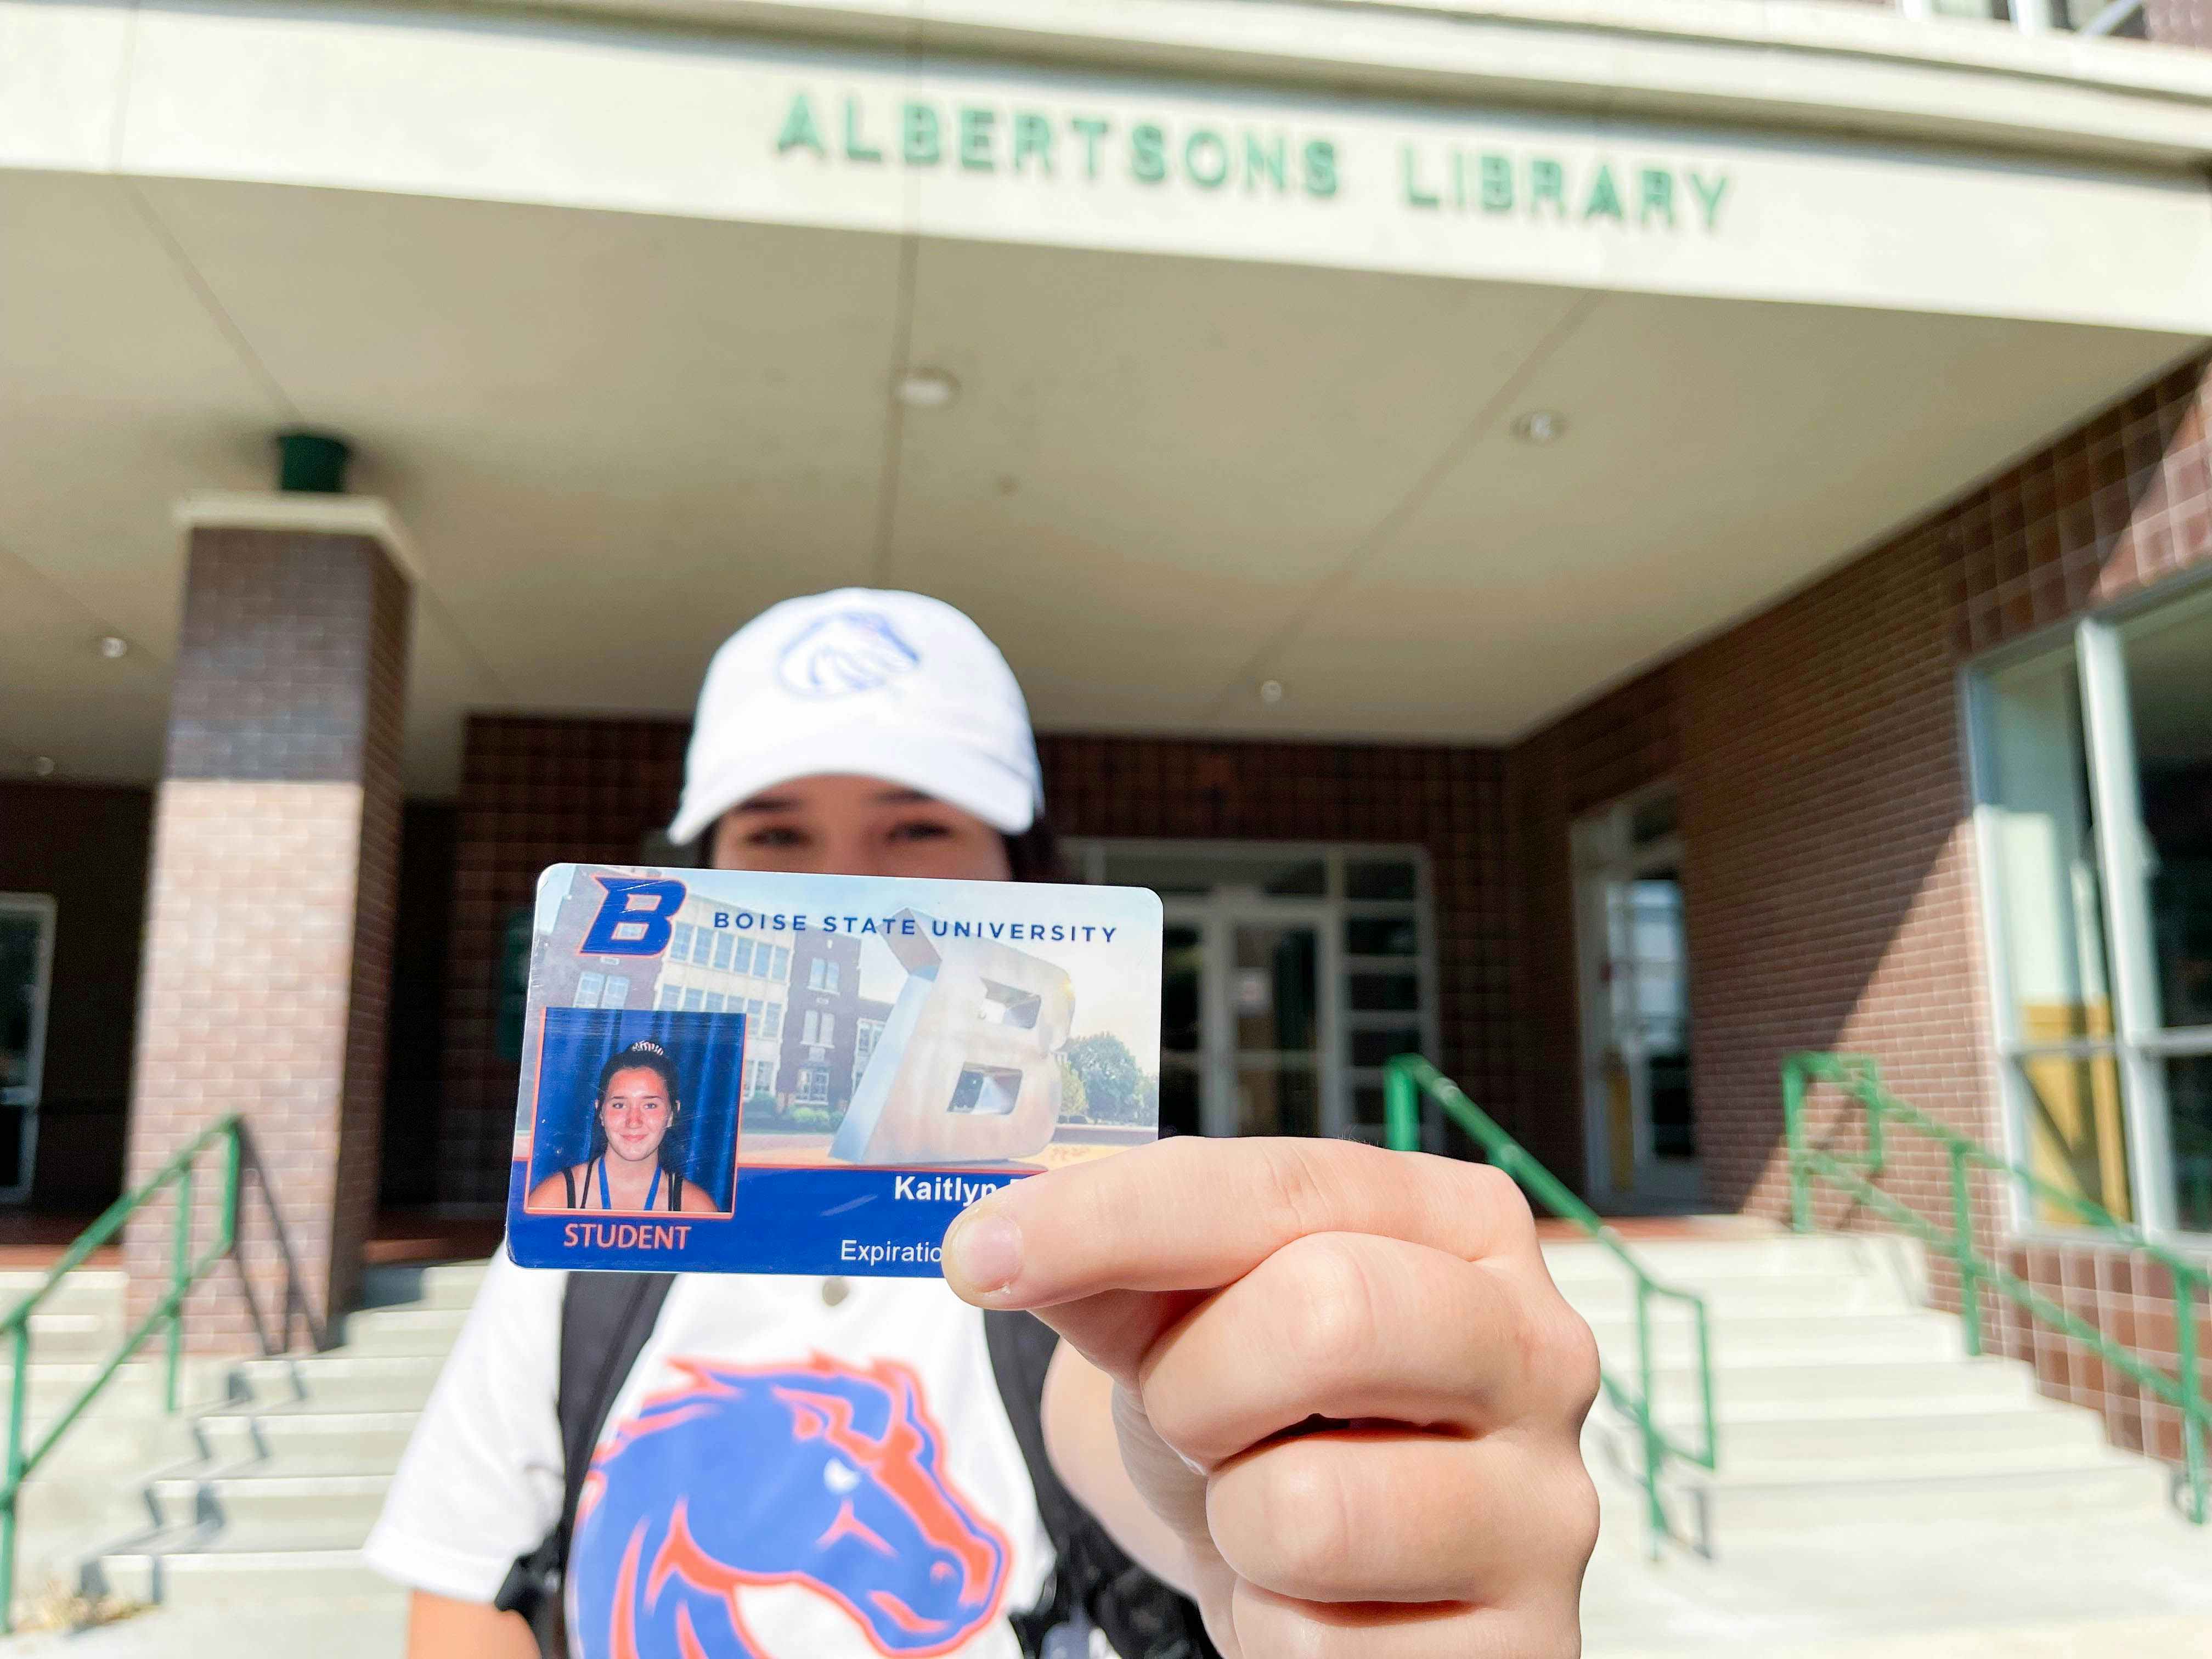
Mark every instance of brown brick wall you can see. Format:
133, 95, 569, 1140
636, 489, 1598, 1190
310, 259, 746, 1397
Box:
2145, 0, 2212, 50
124, 524, 410, 1352
433, 718, 689, 1207
432, 726, 1515, 1204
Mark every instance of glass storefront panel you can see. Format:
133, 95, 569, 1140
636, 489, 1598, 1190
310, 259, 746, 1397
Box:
2119, 591, 2212, 1035
1073, 842, 1435, 1143
1982, 647, 2117, 1046
1345, 915, 1418, 957
1162, 923, 1203, 1055
2015, 1049, 2134, 1224
2167, 1056, 2212, 1233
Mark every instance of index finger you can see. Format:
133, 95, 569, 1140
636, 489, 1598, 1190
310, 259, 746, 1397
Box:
939, 1136, 1537, 1312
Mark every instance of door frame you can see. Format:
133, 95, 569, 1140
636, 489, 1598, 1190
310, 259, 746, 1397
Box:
1164, 895, 1345, 1139
0, 893, 57, 1206
1572, 791, 1697, 1209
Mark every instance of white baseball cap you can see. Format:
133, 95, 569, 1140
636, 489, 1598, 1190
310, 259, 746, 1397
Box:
668, 589, 1043, 847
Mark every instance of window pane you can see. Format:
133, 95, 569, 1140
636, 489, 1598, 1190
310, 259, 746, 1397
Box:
1346, 916, 1418, 957
1159, 1062, 1201, 1138
1233, 925, 1317, 1053
1346, 860, 1418, 901
1350, 1027, 1421, 1068
1238, 1067, 1318, 1137
2016, 1049, 2133, 1225
1349, 972, 1420, 1012
1349, 1085, 1389, 1141
574, 972, 603, 1008
1630, 789, 1678, 848
2168, 1055, 2212, 1233
2120, 594, 2212, 1032
1163, 924, 1203, 1054
1982, 648, 2115, 1043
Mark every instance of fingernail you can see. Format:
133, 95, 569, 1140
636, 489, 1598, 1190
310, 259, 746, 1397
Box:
943, 1208, 1023, 1299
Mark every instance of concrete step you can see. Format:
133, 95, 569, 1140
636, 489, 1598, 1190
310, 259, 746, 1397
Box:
1630, 1444, 2170, 1530
3, 1308, 131, 1363
334, 1305, 471, 1355
0, 1268, 129, 1319
1598, 1395, 2109, 1463
149, 1472, 390, 1532
194, 1408, 419, 1473
1633, 1350, 2045, 1410
356, 1261, 487, 1312
230, 1355, 444, 1412
1544, 1234, 1926, 1288
1585, 1311, 1965, 1368
88, 1519, 390, 1607
1559, 1271, 1921, 1323
0, 1358, 234, 1429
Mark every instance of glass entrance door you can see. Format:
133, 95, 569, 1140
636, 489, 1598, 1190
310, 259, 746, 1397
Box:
1574, 793, 1700, 1209
1163, 900, 1341, 1139
0, 896, 55, 1204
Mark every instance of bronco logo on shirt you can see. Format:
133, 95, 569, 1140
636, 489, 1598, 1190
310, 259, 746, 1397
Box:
569, 1354, 1012, 1657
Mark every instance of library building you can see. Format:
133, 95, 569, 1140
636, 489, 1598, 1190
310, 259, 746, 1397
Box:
4, 0, 2212, 1487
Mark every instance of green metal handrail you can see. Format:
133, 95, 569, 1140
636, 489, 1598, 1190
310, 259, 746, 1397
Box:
0, 1116, 243, 1630
1384, 1056, 1717, 1558
1783, 1052, 2208, 1525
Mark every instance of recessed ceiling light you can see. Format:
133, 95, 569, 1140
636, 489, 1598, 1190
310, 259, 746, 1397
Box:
1510, 410, 1567, 444
95, 635, 129, 659
893, 369, 960, 409
29, 757, 56, 777
1259, 679, 1286, 706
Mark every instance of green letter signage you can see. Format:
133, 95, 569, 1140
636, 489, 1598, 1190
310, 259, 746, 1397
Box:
775, 93, 827, 158
1131, 123, 1167, 184
960, 106, 996, 171
766, 88, 1740, 240
842, 97, 882, 163
902, 101, 941, 165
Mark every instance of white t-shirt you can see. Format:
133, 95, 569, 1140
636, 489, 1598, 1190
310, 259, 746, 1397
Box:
365, 1254, 1054, 1658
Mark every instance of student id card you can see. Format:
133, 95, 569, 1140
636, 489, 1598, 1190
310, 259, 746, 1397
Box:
504, 865, 1164, 1277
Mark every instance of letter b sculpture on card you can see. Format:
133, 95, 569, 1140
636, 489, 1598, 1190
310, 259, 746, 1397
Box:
831, 910, 1074, 1165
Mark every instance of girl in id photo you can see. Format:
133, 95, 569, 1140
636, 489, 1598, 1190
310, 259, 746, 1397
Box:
522, 1015, 738, 1215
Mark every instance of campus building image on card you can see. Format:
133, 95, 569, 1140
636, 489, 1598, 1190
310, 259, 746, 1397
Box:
7, 0, 2212, 1580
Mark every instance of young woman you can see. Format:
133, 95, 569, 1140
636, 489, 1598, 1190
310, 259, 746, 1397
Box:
366, 589, 1601, 1659
523, 1041, 704, 1215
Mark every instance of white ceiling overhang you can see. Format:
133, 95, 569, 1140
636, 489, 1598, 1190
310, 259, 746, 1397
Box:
1, 0, 2205, 792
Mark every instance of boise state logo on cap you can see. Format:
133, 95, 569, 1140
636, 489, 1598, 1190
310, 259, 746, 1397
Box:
775, 611, 922, 699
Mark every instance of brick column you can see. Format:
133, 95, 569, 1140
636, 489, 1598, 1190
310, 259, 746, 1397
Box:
125, 496, 412, 1353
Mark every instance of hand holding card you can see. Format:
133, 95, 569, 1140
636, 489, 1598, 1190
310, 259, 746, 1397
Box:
504, 862, 1163, 1277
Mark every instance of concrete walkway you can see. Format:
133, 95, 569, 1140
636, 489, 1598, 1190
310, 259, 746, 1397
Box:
1581, 1502, 2212, 1657
17, 1505, 2211, 1656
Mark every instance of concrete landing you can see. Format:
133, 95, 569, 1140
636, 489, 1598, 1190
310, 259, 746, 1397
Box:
1581, 1505, 2212, 1656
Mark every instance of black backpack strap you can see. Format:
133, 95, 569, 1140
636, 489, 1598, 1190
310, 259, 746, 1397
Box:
983, 1311, 1217, 1659
495, 1271, 675, 1656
